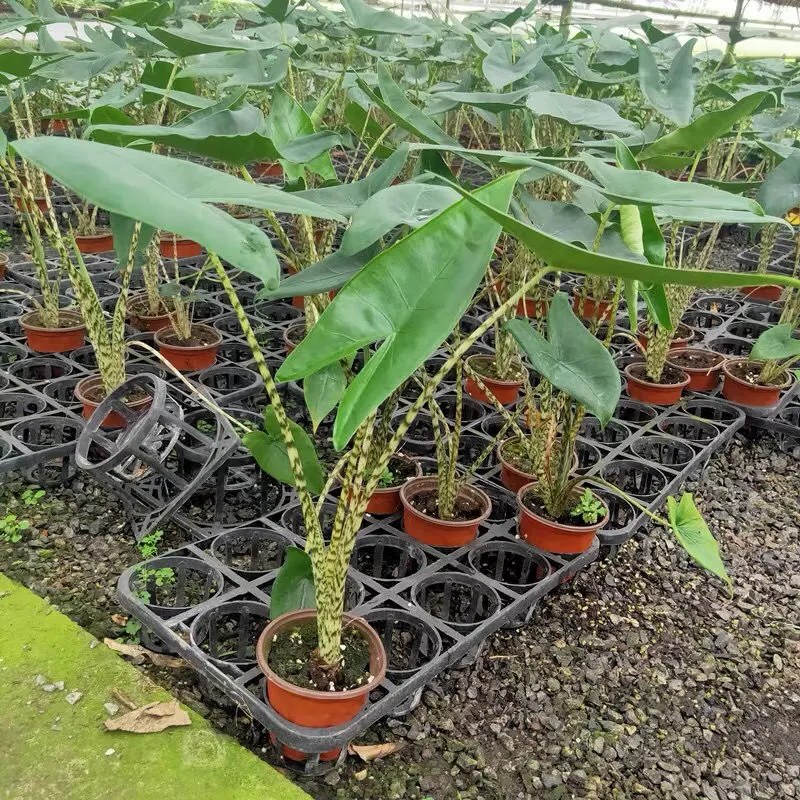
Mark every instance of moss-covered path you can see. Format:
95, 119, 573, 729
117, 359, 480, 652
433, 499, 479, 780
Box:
0, 573, 309, 800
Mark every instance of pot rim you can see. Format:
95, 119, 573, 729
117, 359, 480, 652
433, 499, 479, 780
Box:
19, 309, 84, 333
497, 436, 535, 477
256, 609, 387, 701
128, 293, 171, 319
666, 347, 726, 374
154, 322, 223, 351
159, 233, 197, 243
371, 452, 422, 496
74, 373, 153, 408
517, 480, 610, 534
399, 475, 492, 527
74, 229, 113, 240
624, 361, 690, 390
721, 358, 793, 390
465, 353, 525, 387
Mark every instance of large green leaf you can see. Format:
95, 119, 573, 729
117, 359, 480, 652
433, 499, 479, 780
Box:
357, 61, 461, 147
640, 92, 770, 158
243, 407, 325, 494
276, 173, 518, 449
266, 85, 335, 182
757, 152, 800, 218
482, 42, 542, 89
527, 91, 639, 135
750, 324, 800, 362
304, 362, 347, 432
340, 183, 460, 255
13, 137, 343, 287
269, 546, 316, 620
667, 493, 731, 591
506, 293, 621, 426
426, 88, 532, 114
341, 0, 430, 35
147, 22, 278, 56
636, 38, 695, 126
448, 174, 800, 293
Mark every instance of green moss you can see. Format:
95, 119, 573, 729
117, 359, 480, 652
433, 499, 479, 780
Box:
0, 573, 309, 800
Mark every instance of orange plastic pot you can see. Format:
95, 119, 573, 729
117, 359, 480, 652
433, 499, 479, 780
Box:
20, 310, 85, 353
624, 362, 689, 405
255, 609, 386, 762
14, 195, 49, 214
128, 295, 171, 332
75, 230, 114, 254
464, 354, 523, 405
721, 359, 792, 408
154, 324, 222, 372
638, 322, 695, 351
159, 236, 203, 259
399, 477, 491, 547
516, 295, 548, 317
365, 454, 422, 515
40, 118, 68, 134
74, 374, 152, 428
498, 438, 578, 493
251, 161, 283, 178
284, 322, 306, 354
667, 348, 725, 392
517, 482, 608, 554
739, 284, 782, 303
573, 293, 612, 322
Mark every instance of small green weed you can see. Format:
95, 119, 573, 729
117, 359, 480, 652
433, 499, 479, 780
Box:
0, 514, 30, 543
569, 488, 606, 525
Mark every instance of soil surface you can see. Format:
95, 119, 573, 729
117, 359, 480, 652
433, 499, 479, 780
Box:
628, 362, 688, 386
377, 455, 419, 489
468, 355, 525, 383
668, 348, 724, 370
157, 325, 220, 348
1, 433, 798, 800
269, 620, 372, 691
521, 486, 599, 527
727, 360, 787, 387
409, 487, 485, 521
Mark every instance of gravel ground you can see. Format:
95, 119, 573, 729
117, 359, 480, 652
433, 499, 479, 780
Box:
1, 430, 798, 800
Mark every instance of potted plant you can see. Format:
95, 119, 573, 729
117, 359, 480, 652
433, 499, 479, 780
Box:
69, 198, 114, 254
152, 266, 222, 373
127, 242, 173, 332
667, 347, 726, 391
400, 361, 494, 547
722, 321, 799, 408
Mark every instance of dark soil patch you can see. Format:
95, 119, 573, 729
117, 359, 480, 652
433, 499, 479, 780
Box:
409, 488, 484, 521
468, 355, 525, 382
521, 485, 597, 527
158, 325, 220, 348
628, 361, 687, 386
80, 382, 150, 406
269, 619, 372, 691
378, 455, 418, 488
668, 348, 723, 370
500, 437, 536, 474
727, 360, 787, 387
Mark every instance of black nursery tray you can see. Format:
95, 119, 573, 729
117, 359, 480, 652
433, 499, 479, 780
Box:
117, 503, 599, 771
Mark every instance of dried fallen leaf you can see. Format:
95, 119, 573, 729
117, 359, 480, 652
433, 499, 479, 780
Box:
103, 638, 185, 669
111, 614, 128, 627
354, 769, 368, 781
348, 741, 404, 762
111, 689, 138, 711
104, 700, 191, 734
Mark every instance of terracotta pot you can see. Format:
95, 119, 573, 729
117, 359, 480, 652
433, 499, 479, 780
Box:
154, 323, 222, 372
721, 359, 792, 408
573, 293, 612, 322
624, 362, 689, 405
75, 230, 114, 254
128, 295, 171, 332
20, 309, 85, 353
159, 235, 203, 259
517, 482, 608, 554
667, 348, 725, 392
638, 322, 695, 351
399, 476, 491, 548
516, 295, 548, 317
0, 252, 7, 280
498, 437, 578, 493
14, 195, 49, 214
74, 374, 152, 428
365, 454, 422, 515
251, 161, 283, 178
739, 284, 782, 303
40, 118, 68, 134
464, 354, 523, 405
255, 609, 386, 762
